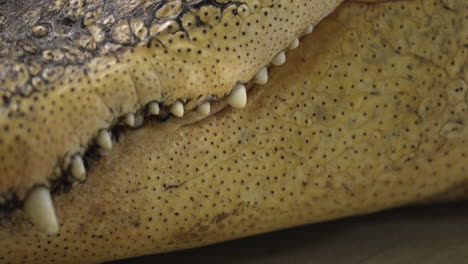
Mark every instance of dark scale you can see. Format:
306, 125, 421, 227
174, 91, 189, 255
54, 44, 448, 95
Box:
0, 0, 240, 103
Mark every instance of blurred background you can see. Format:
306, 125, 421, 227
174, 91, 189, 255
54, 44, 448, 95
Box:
109, 201, 468, 264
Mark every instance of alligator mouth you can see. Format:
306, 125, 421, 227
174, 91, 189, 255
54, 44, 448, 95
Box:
2, 25, 310, 232
0, 0, 341, 232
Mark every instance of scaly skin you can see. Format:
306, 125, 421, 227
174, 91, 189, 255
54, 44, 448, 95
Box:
0, 0, 341, 206
1, 0, 467, 263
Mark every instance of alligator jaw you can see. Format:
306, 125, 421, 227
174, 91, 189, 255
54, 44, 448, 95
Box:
0, 0, 342, 220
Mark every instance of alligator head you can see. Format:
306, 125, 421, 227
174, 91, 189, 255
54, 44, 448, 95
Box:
0, 0, 467, 263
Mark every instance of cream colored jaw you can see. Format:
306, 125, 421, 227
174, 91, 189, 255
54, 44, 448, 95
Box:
23, 23, 315, 234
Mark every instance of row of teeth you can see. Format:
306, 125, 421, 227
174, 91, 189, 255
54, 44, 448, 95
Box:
23, 24, 314, 235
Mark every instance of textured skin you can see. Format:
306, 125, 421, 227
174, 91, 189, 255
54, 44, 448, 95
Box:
0, 0, 467, 263
0, 0, 341, 208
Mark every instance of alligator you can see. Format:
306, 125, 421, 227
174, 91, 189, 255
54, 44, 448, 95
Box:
0, 0, 466, 263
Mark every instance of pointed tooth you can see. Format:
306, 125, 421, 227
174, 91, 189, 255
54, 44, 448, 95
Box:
148, 102, 160, 115
71, 155, 86, 181
197, 102, 211, 116
227, 84, 247, 109
303, 24, 313, 35
96, 130, 112, 150
24, 187, 59, 235
271, 51, 286, 66
124, 113, 135, 127
288, 38, 300, 50
253, 67, 268, 85
170, 101, 184, 117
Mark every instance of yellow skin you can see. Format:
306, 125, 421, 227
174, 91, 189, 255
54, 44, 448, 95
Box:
1, 0, 468, 263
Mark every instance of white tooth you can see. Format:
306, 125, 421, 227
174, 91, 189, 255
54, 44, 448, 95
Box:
197, 102, 211, 115
303, 24, 313, 35
288, 38, 300, 50
71, 155, 86, 181
253, 67, 268, 85
148, 102, 160, 115
24, 187, 59, 235
227, 84, 247, 109
170, 101, 184, 117
124, 113, 135, 127
134, 113, 144, 127
271, 51, 286, 66
96, 130, 112, 150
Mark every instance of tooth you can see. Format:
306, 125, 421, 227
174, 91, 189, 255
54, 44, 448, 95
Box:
148, 102, 160, 115
24, 187, 59, 235
71, 155, 86, 181
197, 102, 211, 115
271, 51, 286, 66
288, 38, 300, 50
303, 24, 314, 35
124, 113, 135, 127
170, 100, 184, 117
227, 84, 247, 109
134, 113, 144, 127
96, 130, 112, 150
253, 67, 268, 85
